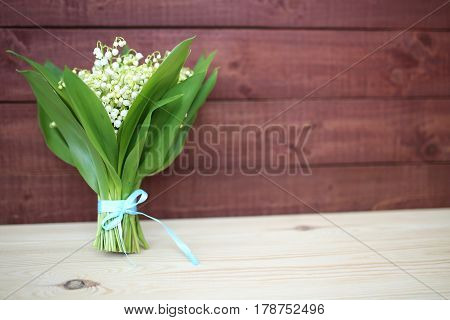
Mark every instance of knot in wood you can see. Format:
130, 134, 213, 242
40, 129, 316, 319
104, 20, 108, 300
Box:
63, 279, 86, 290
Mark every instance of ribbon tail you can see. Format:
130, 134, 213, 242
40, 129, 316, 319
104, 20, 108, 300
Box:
137, 212, 199, 266
117, 223, 136, 267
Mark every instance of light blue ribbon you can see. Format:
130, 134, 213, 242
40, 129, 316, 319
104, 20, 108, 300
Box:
98, 189, 199, 266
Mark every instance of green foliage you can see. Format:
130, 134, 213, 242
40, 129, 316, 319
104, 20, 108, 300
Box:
162, 68, 218, 172
37, 103, 73, 166
9, 38, 217, 201
117, 37, 194, 174
21, 70, 109, 198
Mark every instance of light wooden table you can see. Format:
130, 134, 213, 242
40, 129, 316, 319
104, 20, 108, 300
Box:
1, 209, 449, 300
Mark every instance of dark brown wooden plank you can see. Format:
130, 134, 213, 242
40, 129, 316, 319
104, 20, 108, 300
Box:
185, 98, 450, 168
0, 0, 449, 29
1, 99, 449, 177
1, 164, 449, 224
2, 29, 450, 100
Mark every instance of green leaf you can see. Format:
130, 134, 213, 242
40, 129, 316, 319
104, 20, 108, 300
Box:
63, 68, 118, 167
138, 71, 207, 176
121, 123, 149, 197
117, 37, 194, 174
7, 51, 59, 83
121, 94, 183, 196
193, 51, 216, 74
124, 94, 184, 158
186, 68, 218, 125
169, 52, 216, 144
63, 68, 122, 195
7, 51, 69, 102
21, 70, 110, 197
160, 68, 218, 172
43, 61, 63, 78
37, 103, 74, 166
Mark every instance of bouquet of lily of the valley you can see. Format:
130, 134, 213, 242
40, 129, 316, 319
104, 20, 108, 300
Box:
8, 37, 217, 264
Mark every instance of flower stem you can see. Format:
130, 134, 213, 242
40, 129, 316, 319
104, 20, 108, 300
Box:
93, 213, 149, 253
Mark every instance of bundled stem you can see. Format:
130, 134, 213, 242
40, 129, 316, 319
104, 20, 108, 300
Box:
93, 213, 149, 253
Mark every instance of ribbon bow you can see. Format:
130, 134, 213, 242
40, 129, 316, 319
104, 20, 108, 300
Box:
98, 189, 198, 265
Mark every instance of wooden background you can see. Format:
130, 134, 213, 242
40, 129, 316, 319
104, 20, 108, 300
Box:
0, 0, 449, 224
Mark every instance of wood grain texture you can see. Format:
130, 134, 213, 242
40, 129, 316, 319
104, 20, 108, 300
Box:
1, 209, 449, 299
0, 0, 449, 29
1, 164, 449, 224
2, 29, 450, 101
0, 223, 94, 298
1, 99, 449, 176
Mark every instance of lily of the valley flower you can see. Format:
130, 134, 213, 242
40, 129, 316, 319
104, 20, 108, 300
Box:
63, 37, 194, 133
